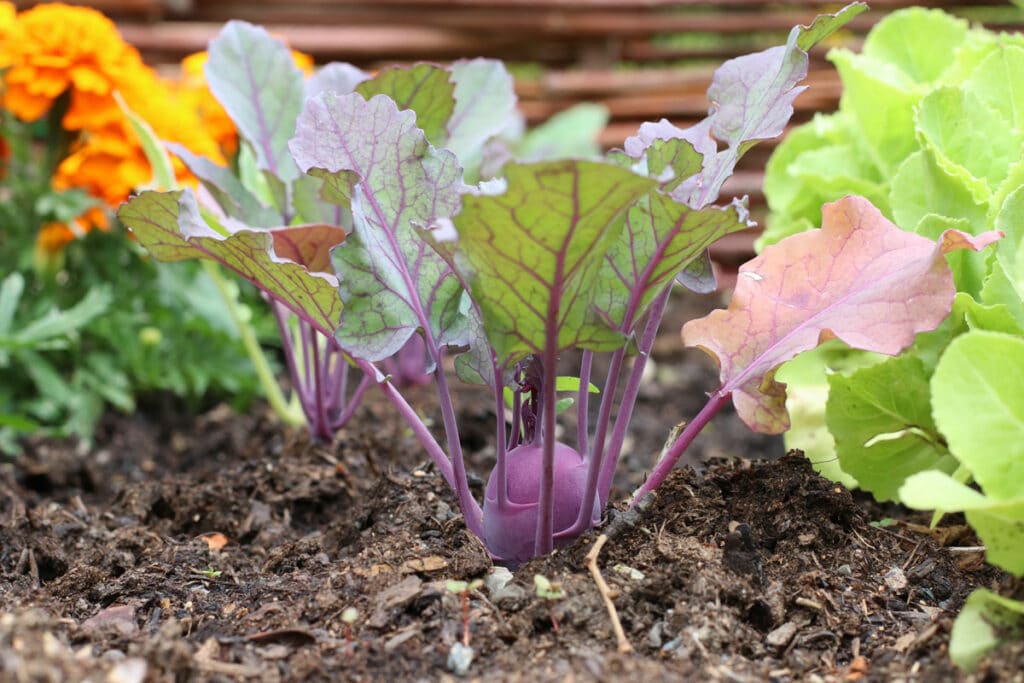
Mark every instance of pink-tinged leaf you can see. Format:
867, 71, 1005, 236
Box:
120, 190, 345, 335
270, 224, 347, 275
622, 4, 865, 209
290, 92, 467, 363
682, 195, 1001, 434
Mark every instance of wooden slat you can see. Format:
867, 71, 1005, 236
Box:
118, 22, 500, 59
180, 7, 876, 36
101, 0, 1024, 262
15, 0, 164, 19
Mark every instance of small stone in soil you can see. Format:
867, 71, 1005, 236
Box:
447, 642, 474, 676
884, 566, 908, 592
766, 621, 798, 650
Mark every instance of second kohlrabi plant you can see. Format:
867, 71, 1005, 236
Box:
122, 3, 999, 565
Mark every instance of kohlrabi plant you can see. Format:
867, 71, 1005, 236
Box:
120, 23, 606, 442
761, 7, 1024, 669
121, 3, 1000, 568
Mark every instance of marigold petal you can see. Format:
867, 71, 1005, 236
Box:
3, 86, 53, 121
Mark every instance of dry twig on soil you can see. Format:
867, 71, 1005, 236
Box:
585, 534, 633, 654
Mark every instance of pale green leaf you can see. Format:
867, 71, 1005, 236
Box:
932, 330, 1024, 501
950, 589, 1024, 671
827, 354, 954, 501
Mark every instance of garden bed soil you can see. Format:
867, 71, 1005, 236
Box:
1, 292, 1019, 682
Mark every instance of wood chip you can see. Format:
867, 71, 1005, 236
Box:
246, 628, 316, 647
369, 575, 424, 629
194, 638, 263, 678
353, 563, 395, 578
401, 556, 448, 573
845, 655, 869, 681
893, 631, 917, 652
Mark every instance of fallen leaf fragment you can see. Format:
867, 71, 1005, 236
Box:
197, 531, 229, 551
845, 655, 870, 680
369, 575, 424, 629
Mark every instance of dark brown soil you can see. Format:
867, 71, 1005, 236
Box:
1, 293, 1017, 682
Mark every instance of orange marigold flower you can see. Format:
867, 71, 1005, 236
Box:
179, 51, 238, 156
0, 2, 15, 67
35, 206, 109, 254
2, 3, 143, 128
55, 66, 225, 207
290, 49, 315, 76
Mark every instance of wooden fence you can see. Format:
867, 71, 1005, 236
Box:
15, 0, 1024, 260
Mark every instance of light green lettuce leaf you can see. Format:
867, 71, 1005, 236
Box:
829, 50, 922, 174
861, 7, 969, 85
981, 258, 1024, 325
964, 45, 1024, 131
827, 354, 954, 501
949, 589, 1024, 671
900, 471, 1024, 575
889, 149, 988, 233
931, 330, 1024, 502
995, 185, 1024, 302
915, 87, 1021, 203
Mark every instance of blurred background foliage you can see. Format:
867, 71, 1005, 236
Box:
0, 2, 280, 452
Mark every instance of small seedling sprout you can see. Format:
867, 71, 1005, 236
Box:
446, 579, 483, 647
341, 606, 359, 656
200, 566, 222, 579
534, 574, 566, 632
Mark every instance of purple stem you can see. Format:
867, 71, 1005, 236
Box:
630, 391, 731, 505
556, 348, 625, 539
310, 332, 332, 441
330, 373, 372, 430
361, 359, 457, 484
493, 367, 510, 508
534, 349, 558, 557
270, 299, 303, 402
325, 344, 349, 417
557, 286, 671, 539
598, 287, 671, 502
425, 337, 484, 539
576, 350, 593, 456
299, 315, 314, 397
508, 388, 522, 450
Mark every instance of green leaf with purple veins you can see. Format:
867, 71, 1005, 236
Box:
290, 92, 466, 361
205, 21, 304, 182
683, 195, 1001, 434
452, 160, 657, 366
330, 221, 468, 363
356, 64, 455, 147
120, 190, 346, 336
595, 192, 749, 331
